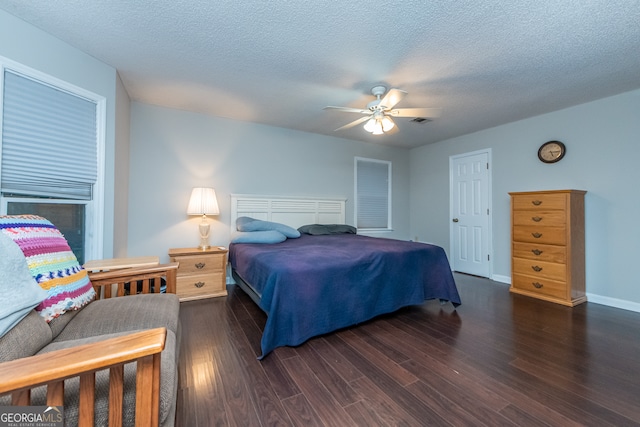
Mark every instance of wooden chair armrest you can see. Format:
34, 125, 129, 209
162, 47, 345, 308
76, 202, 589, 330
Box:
88, 262, 179, 296
83, 256, 160, 272
0, 327, 166, 395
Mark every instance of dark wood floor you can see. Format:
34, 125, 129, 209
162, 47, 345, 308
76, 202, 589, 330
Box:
175, 273, 640, 426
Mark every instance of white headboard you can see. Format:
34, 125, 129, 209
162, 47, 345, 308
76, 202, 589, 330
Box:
230, 194, 346, 232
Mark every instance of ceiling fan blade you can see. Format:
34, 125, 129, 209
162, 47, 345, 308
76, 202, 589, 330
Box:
379, 88, 407, 110
334, 115, 371, 131
386, 107, 442, 118
323, 106, 369, 114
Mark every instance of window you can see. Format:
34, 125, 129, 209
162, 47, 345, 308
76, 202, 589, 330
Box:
5, 200, 87, 263
0, 57, 106, 263
354, 157, 392, 231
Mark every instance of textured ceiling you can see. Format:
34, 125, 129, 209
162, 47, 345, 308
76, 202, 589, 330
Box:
2, 0, 640, 148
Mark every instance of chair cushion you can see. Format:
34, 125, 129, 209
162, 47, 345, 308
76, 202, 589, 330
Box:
53, 293, 180, 342
47, 309, 80, 339
0, 230, 48, 337
0, 215, 95, 322
0, 310, 52, 362
34, 329, 178, 427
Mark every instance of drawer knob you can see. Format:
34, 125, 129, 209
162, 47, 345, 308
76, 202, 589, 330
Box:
531, 216, 542, 222
532, 200, 542, 206
531, 265, 543, 272
531, 249, 543, 256
531, 232, 543, 238
195, 262, 205, 269
532, 282, 544, 289
194, 281, 205, 288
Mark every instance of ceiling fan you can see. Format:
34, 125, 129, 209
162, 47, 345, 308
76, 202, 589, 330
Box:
323, 86, 441, 135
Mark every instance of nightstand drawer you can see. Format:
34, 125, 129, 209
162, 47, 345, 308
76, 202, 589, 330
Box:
176, 254, 224, 275
177, 272, 226, 300
168, 247, 228, 301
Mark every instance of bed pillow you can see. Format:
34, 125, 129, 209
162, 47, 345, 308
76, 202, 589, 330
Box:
0, 215, 96, 323
236, 216, 300, 238
0, 232, 49, 338
298, 224, 357, 235
235, 216, 257, 230
231, 230, 287, 244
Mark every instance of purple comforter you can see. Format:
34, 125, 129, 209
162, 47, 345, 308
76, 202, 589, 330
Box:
229, 234, 461, 358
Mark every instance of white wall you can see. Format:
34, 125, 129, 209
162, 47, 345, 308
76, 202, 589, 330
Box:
114, 73, 131, 257
128, 102, 411, 262
0, 9, 120, 258
410, 89, 640, 309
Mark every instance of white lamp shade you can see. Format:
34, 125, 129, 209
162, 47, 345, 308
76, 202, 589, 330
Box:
364, 114, 393, 135
371, 120, 384, 135
187, 187, 220, 215
363, 117, 377, 133
381, 116, 395, 132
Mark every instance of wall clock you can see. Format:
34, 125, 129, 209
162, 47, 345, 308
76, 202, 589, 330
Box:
538, 140, 566, 163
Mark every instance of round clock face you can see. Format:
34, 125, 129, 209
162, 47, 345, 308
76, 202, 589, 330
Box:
538, 141, 566, 163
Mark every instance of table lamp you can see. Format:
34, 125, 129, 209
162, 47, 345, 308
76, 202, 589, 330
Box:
187, 187, 220, 250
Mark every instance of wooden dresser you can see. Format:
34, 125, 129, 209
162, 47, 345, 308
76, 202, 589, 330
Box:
168, 247, 228, 301
509, 190, 586, 306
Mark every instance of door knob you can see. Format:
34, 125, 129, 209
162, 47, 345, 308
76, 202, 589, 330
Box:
452, 218, 459, 222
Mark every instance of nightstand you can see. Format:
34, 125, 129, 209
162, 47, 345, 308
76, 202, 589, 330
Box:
168, 247, 228, 301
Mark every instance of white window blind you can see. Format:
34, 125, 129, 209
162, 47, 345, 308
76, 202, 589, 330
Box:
1, 69, 97, 200
355, 157, 391, 229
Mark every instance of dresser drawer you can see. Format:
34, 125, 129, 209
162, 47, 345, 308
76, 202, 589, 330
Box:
513, 257, 566, 281
175, 254, 224, 275
177, 272, 226, 299
512, 273, 567, 300
513, 210, 565, 227
513, 242, 566, 263
512, 193, 566, 211
512, 226, 566, 245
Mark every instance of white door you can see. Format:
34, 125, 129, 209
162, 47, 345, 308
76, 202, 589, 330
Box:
450, 150, 491, 277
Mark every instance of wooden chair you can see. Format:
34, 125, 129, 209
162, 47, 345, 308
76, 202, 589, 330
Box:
0, 260, 179, 427
84, 257, 178, 299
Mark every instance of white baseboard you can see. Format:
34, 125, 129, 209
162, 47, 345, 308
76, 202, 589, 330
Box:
586, 293, 640, 313
491, 274, 511, 284
487, 275, 640, 313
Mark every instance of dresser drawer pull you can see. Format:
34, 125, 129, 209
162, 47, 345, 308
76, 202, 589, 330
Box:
531, 232, 543, 238
194, 281, 205, 288
532, 282, 544, 289
195, 262, 206, 269
531, 249, 543, 256
531, 216, 542, 222
531, 265, 543, 272
532, 200, 542, 206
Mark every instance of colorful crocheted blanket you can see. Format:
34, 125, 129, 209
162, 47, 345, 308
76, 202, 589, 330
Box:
0, 215, 95, 322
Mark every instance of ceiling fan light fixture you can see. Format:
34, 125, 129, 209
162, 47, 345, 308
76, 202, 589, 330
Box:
363, 117, 377, 133
325, 86, 439, 135
381, 116, 395, 132
371, 120, 384, 135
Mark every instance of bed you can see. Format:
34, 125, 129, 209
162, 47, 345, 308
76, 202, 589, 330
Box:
229, 194, 461, 359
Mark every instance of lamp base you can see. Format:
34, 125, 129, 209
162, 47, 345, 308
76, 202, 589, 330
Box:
197, 215, 211, 250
